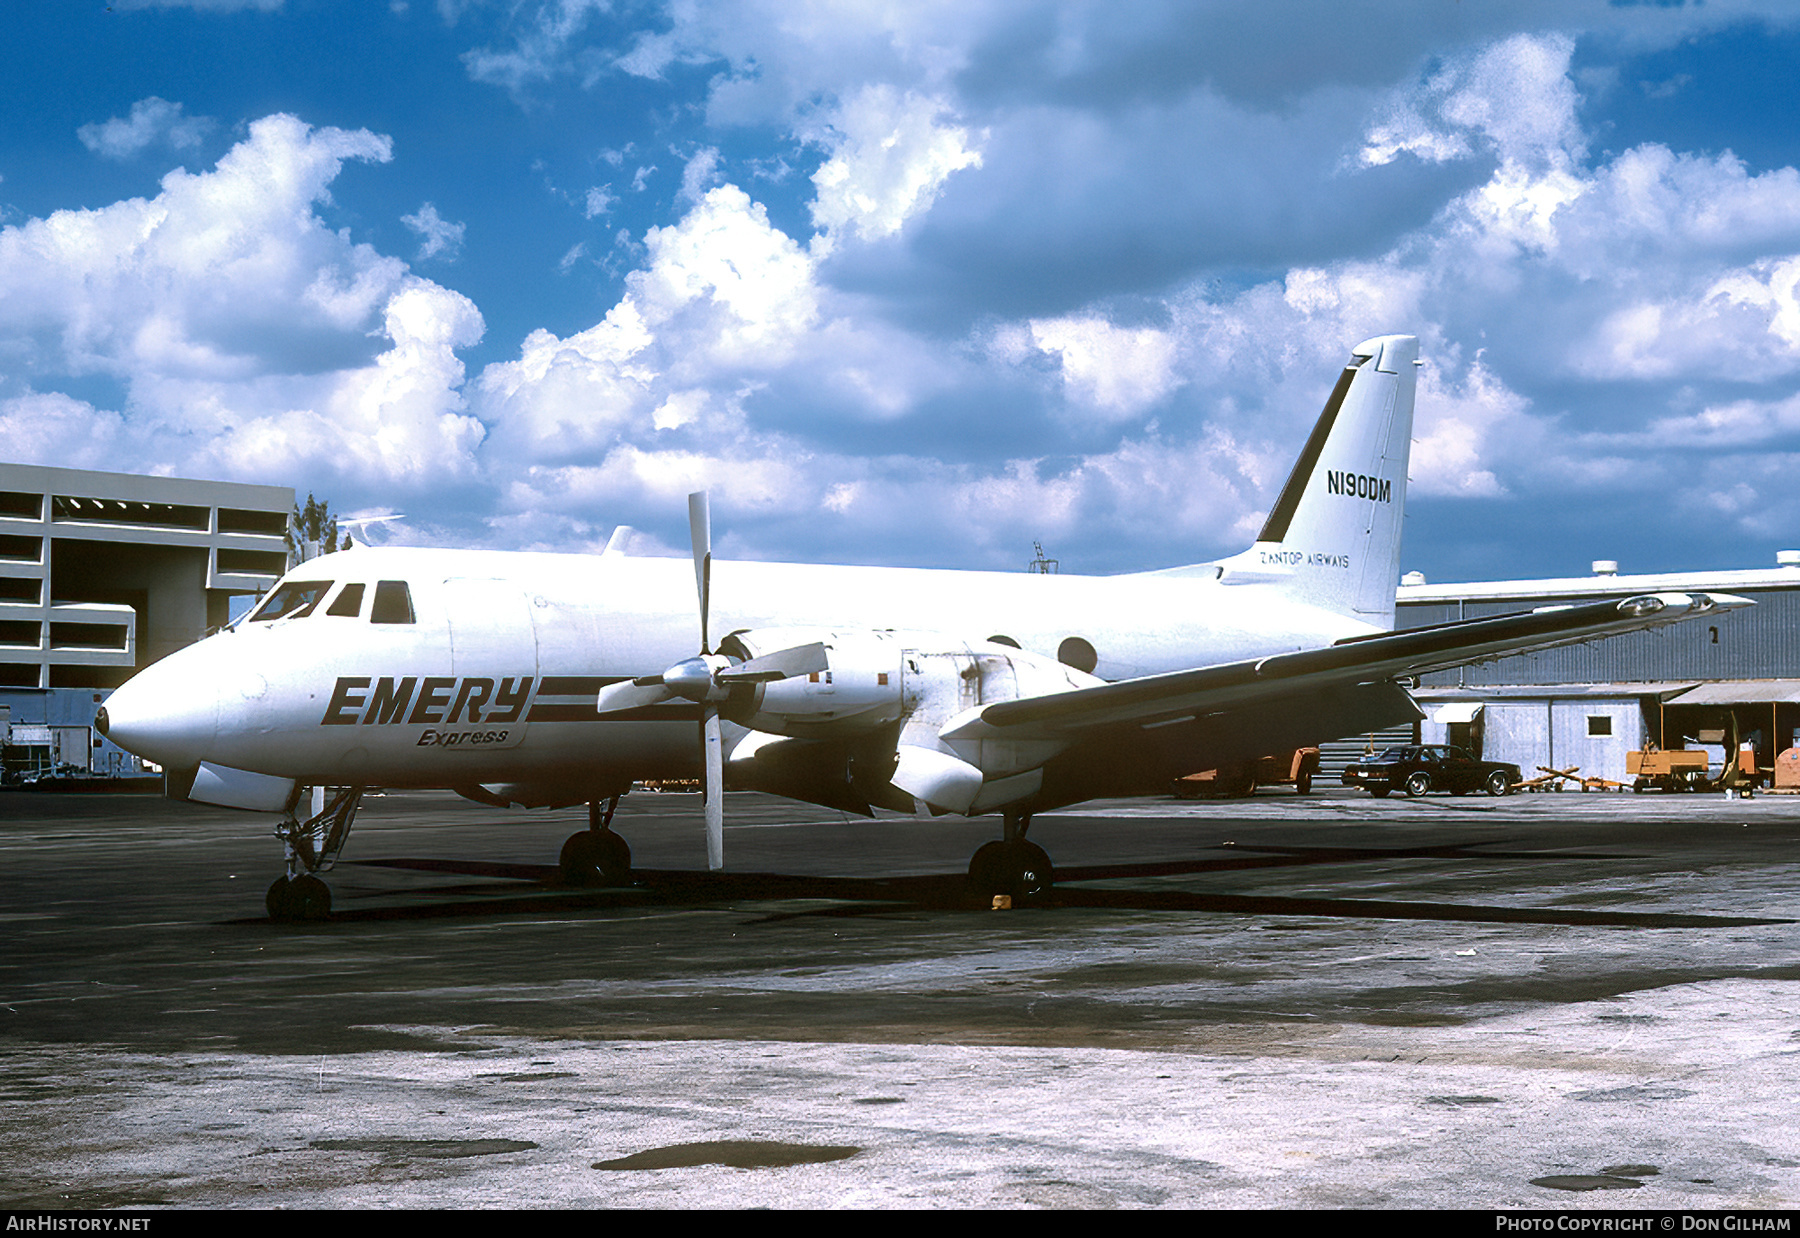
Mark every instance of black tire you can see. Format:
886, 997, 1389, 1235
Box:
561, 831, 632, 887
270, 875, 330, 921
1295, 773, 1312, 795
1484, 770, 1511, 798
289, 875, 332, 921
1008, 840, 1053, 902
967, 840, 1009, 898
1404, 771, 1431, 798
1369, 788, 1390, 798
967, 839, 1052, 904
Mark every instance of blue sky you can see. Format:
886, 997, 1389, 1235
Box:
7, 2, 1800, 584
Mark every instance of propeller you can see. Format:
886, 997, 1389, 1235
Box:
593, 491, 829, 870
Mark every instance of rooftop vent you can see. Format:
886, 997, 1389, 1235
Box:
1400, 570, 1426, 586
1779, 550, 1800, 568
1592, 560, 1618, 576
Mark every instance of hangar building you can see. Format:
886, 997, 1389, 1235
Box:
1391, 557, 1800, 786
0, 462, 292, 782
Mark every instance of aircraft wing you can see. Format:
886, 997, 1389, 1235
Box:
944, 592, 1749, 740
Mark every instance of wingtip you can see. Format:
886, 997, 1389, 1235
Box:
1631, 591, 1755, 616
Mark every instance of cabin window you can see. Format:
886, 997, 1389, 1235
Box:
370, 580, 415, 624
1056, 635, 1098, 674
250, 581, 332, 622
326, 583, 366, 618
1588, 715, 1612, 737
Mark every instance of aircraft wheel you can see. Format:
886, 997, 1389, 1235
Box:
290, 875, 332, 920
1007, 840, 1053, 903
967, 841, 1008, 895
1484, 770, 1511, 798
1404, 771, 1431, 798
967, 840, 1053, 904
561, 831, 632, 887
595, 832, 631, 884
268, 875, 331, 922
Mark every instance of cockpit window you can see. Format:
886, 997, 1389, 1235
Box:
326, 582, 365, 618
370, 580, 415, 624
250, 581, 332, 622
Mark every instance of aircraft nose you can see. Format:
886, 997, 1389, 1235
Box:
101, 648, 221, 766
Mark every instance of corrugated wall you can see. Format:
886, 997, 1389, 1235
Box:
1402, 588, 1795, 686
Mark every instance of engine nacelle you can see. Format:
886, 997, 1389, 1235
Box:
720, 626, 1103, 814
719, 627, 906, 737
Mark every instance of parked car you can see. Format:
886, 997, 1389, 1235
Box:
1340, 745, 1519, 798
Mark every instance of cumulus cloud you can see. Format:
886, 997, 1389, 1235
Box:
31, 8, 1800, 580
428, 11, 1800, 571
1361, 34, 1584, 173
476, 184, 817, 461
401, 202, 466, 261
678, 147, 722, 205
77, 97, 214, 160
807, 86, 982, 244
0, 391, 130, 471
990, 315, 1181, 419
0, 115, 398, 384
0, 114, 486, 499
583, 185, 616, 218
460, 0, 615, 93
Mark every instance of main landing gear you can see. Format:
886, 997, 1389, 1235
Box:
966, 810, 1053, 905
559, 794, 633, 887
266, 786, 365, 922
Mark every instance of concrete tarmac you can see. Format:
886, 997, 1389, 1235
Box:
2, 785, 1798, 1209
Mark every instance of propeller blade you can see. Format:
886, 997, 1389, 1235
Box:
702, 706, 724, 870
596, 679, 676, 714
689, 491, 712, 654
717, 641, 830, 684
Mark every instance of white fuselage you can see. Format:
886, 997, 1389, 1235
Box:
103, 545, 1382, 791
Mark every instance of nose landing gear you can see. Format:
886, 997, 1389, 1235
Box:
966, 810, 1053, 905
266, 786, 364, 922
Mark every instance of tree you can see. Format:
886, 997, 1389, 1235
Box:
287, 493, 352, 567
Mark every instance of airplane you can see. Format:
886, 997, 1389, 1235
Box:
96, 334, 1748, 920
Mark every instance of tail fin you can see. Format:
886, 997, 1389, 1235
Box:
1213, 334, 1418, 626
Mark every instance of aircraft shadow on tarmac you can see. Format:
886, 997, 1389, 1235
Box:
224, 841, 1793, 931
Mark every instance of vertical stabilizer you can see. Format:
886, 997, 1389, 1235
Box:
1214, 334, 1417, 626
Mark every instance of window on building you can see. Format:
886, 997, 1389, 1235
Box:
1588, 715, 1612, 737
